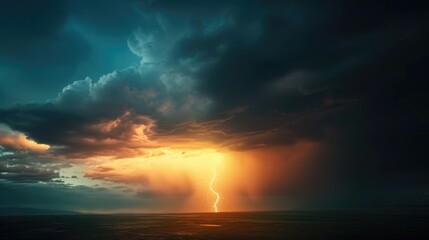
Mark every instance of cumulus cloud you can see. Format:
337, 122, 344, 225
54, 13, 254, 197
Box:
0, 125, 49, 152
0, 65, 214, 158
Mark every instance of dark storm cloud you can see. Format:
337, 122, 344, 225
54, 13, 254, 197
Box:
142, 0, 429, 155
0, 66, 211, 157
159, 0, 427, 110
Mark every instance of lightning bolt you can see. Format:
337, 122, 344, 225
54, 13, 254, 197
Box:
209, 159, 220, 213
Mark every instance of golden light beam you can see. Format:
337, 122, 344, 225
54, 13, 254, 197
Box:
209, 159, 220, 213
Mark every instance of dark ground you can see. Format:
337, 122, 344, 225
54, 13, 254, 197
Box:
1, 209, 428, 240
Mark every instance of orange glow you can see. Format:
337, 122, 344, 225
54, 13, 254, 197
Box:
84, 147, 226, 212
80, 140, 323, 213
0, 131, 50, 152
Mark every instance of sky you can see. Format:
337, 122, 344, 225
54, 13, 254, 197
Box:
0, 0, 428, 213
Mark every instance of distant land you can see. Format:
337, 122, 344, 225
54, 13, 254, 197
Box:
2, 205, 429, 216
0, 207, 82, 216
